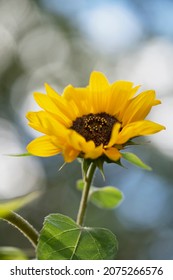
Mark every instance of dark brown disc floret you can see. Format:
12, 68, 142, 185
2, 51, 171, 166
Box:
71, 113, 117, 146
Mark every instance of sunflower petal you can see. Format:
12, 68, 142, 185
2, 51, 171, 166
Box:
89, 71, 109, 93
26, 111, 48, 134
63, 85, 87, 101
109, 81, 139, 117
26, 111, 68, 137
88, 72, 110, 113
122, 90, 160, 125
62, 146, 79, 162
45, 84, 76, 119
84, 145, 103, 159
26, 136, 61, 157
111, 80, 134, 92
117, 120, 166, 144
68, 130, 95, 153
105, 122, 121, 148
63, 85, 89, 117
153, 99, 161, 105
103, 147, 122, 162
45, 83, 59, 98
34, 92, 75, 125
34, 93, 59, 114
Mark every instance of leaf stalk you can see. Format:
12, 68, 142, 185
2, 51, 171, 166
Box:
2, 211, 39, 248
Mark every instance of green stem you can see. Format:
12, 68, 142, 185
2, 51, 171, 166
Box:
76, 162, 96, 226
2, 211, 39, 248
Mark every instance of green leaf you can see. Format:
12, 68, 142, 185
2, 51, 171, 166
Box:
76, 179, 84, 191
0, 191, 40, 218
37, 213, 118, 260
121, 152, 152, 171
76, 181, 123, 209
90, 186, 123, 209
0, 247, 27, 260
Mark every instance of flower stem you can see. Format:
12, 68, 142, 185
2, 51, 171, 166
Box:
76, 162, 96, 226
2, 211, 39, 248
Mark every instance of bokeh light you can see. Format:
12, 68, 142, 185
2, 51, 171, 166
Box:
0, 118, 45, 198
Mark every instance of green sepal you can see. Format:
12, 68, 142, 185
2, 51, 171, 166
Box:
36, 213, 118, 260
0, 191, 40, 218
105, 157, 125, 168
95, 158, 105, 180
121, 152, 152, 171
124, 140, 140, 146
125, 140, 150, 146
6, 152, 32, 157
58, 162, 66, 171
82, 159, 92, 176
90, 186, 123, 209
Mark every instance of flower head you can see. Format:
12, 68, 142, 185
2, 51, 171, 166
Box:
26, 71, 165, 163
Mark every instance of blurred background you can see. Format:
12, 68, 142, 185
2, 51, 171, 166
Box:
0, 0, 172, 260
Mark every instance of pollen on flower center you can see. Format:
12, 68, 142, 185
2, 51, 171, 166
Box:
71, 113, 117, 146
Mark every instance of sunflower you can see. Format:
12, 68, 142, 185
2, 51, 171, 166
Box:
26, 71, 165, 163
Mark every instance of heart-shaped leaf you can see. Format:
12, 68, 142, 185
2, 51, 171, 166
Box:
90, 186, 123, 209
76, 179, 85, 191
76, 181, 123, 209
37, 213, 118, 260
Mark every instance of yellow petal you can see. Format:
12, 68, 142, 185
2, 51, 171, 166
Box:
153, 99, 161, 105
34, 93, 73, 126
108, 81, 139, 117
52, 84, 79, 119
63, 85, 89, 117
122, 90, 160, 125
26, 111, 48, 134
45, 83, 59, 98
27, 136, 61, 157
63, 85, 87, 101
89, 71, 109, 92
63, 146, 79, 162
87, 72, 110, 114
105, 122, 121, 148
111, 80, 134, 92
68, 130, 95, 153
84, 144, 103, 159
117, 120, 166, 144
26, 111, 68, 137
34, 92, 59, 113
103, 147, 122, 161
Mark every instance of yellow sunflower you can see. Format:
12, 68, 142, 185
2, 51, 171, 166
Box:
26, 71, 165, 163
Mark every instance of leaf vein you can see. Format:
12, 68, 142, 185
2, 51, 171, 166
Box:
85, 228, 103, 259
39, 228, 79, 250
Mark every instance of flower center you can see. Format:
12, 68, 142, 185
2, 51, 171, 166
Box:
71, 113, 117, 146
